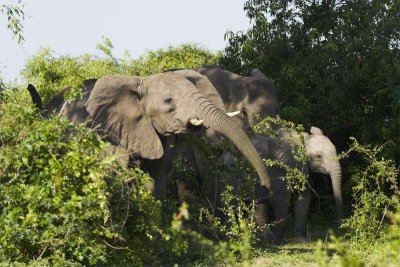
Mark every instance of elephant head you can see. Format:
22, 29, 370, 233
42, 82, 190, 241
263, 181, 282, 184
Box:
303, 126, 343, 220
85, 71, 271, 188
196, 64, 278, 129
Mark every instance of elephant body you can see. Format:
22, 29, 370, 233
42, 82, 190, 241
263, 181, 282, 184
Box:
196, 64, 279, 129
219, 126, 342, 243
27, 70, 271, 201
253, 130, 309, 243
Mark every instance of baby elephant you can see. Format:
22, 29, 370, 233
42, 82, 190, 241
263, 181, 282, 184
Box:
220, 126, 343, 243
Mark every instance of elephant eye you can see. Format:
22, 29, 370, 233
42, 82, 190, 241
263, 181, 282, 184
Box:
163, 97, 175, 112
164, 98, 173, 104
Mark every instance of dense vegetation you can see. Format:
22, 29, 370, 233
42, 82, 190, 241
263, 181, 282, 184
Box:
22, 39, 221, 104
1, 0, 399, 266
0, 101, 165, 265
222, 0, 400, 161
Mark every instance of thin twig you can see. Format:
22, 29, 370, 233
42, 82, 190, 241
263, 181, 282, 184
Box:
38, 246, 48, 259
120, 191, 130, 232
104, 241, 131, 251
372, 205, 388, 241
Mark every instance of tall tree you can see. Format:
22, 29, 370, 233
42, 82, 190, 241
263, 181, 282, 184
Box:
1, 0, 25, 88
222, 0, 400, 161
1, 0, 25, 44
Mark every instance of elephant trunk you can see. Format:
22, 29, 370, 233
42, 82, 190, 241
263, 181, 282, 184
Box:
189, 92, 271, 189
330, 162, 343, 220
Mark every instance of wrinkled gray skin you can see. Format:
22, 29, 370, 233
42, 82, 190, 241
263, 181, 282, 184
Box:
197, 64, 279, 129
29, 70, 271, 200
223, 126, 343, 243
187, 64, 279, 195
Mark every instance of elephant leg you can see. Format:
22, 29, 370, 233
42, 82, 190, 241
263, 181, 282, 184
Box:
204, 176, 221, 213
253, 181, 272, 241
254, 201, 274, 242
254, 202, 268, 227
293, 187, 311, 242
269, 178, 290, 244
141, 157, 167, 201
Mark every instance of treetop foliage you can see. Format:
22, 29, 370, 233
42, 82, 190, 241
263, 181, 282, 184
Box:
22, 40, 221, 104
222, 0, 400, 162
1, 0, 25, 44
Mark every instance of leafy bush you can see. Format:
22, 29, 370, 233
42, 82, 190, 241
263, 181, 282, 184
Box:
222, 0, 400, 163
253, 116, 309, 193
314, 138, 400, 266
164, 136, 262, 265
123, 43, 222, 76
212, 187, 257, 266
316, 206, 400, 267
22, 47, 120, 104
339, 138, 400, 242
0, 93, 180, 266
166, 188, 259, 267
22, 39, 221, 105
316, 233, 365, 267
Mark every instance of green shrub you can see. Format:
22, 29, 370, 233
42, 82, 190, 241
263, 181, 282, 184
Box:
0, 95, 176, 266
164, 135, 262, 265
123, 43, 222, 76
339, 138, 400, 242
386, 206, 400, 263
316, 206, 400, 267
316, 233, 365, 267
22, 40, 221, 105
253, 116, 309, 193
22, 48, 120, 104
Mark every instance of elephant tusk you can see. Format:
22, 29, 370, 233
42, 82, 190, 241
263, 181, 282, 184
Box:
226, 110, 241, 117
190, 118, 204, 126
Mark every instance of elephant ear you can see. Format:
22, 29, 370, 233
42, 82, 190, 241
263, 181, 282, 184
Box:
195, 64, 221, 73
310, 126, 324, 135
249, 69, 268, 80
86, 75, 163, 160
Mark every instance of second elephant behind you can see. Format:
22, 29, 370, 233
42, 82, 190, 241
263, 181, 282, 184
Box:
194, 65, 342, 243
218, 126, 343, 243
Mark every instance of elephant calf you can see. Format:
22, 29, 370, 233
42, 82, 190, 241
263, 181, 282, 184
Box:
220, 126, 343, 243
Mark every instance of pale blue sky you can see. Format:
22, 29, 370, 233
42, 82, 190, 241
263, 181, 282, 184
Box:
1, 0, 250, 82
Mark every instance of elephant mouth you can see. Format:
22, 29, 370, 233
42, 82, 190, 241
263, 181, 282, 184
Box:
308, 162, 328, 174
163, 119, 202, 135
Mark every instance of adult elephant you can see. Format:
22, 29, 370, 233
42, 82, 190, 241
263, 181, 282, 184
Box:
27, 70, 271, 200
175, 64, 279, 198
196, 64, 279, 129
247, 126, 343, 243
